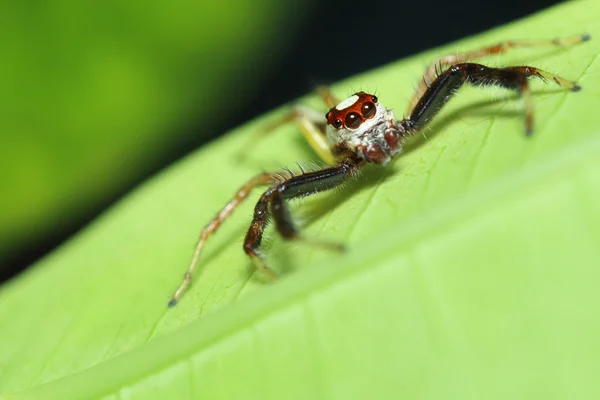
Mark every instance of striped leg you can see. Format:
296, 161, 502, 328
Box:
169, 173, 276, 307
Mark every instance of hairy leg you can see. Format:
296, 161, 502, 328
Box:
401, 62, 581, 135
406, 34, 590, 114
169, 173, 276, 307
243, 158, 363, 276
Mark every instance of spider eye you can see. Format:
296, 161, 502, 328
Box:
371, 95, 378, 103
345, 112, 362, 129
326, 111, 343, 129
361, 102, 376, 119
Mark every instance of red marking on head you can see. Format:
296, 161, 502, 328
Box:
326, 92, 378, 130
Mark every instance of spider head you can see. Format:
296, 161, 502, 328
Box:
325, 92, 380, 131
325, 92, 402, 165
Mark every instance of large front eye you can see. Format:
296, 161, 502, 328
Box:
361, 102, 376, 119
345, 112, 362, 129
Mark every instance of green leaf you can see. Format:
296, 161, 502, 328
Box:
2, 2, 600, 399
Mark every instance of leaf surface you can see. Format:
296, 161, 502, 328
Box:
1, 2, 600, 399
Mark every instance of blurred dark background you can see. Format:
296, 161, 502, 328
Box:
0, 0, 560, 284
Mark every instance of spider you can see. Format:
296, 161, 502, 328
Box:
168, 33, 590, 307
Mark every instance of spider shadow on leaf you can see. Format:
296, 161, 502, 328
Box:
403, 88, 567, 152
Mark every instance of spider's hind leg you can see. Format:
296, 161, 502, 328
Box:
169, 173, 276, 307
241, 86, 339, 166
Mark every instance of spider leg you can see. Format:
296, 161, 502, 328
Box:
240, 86, 339, 166
242, 186, 279, 279
315, 85, 340, 108
293, 104, 337, 166
243, 157, 363, 277
402, 63, 581, 136
169, 172, 277, 307
406, 34, 590, 114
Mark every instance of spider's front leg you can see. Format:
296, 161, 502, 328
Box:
243, 157, 364, 275
407, 34, 590, 114
401, 62, 582, 136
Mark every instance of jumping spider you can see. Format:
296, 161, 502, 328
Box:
169, 34, 590, 307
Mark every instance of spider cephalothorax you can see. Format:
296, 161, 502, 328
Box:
325, 91, 404, 165
168, 34, 589, 307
